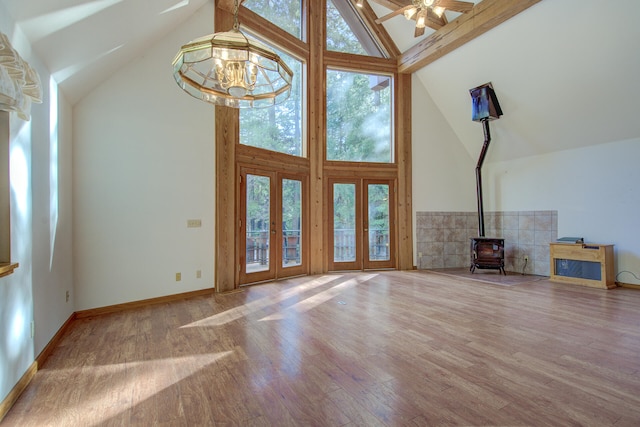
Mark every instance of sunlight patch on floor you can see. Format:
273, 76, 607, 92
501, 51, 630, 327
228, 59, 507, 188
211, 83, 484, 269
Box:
38, 352, 233, 427
181, 274, 341, 328
259, 273, 379, 320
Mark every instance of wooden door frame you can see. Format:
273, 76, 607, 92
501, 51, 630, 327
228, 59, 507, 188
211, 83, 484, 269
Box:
277, 172, 309, 279
363, 178, 396, 270
214, 1, 413, 292
238, 167, 277, 285
238, 166, 309, 285
327, 178, 363, 271
327, 177, 397, 272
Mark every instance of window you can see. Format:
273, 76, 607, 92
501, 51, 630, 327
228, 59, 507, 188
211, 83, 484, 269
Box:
0, 111, 17, 277
327, 0, 385, 57
243, 0, 303, 40
240, 43, 305, 157
326, 69, 393, 163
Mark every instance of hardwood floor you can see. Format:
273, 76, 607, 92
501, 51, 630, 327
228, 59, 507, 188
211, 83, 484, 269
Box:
4, 271, 640, 426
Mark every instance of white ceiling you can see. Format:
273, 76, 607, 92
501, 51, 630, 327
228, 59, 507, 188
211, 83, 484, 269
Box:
2, 0, 639, 162
2, 0, 209, 104
375, 0, 640, 162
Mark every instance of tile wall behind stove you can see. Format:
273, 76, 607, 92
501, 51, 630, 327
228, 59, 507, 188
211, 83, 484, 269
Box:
416, 210, 557, 276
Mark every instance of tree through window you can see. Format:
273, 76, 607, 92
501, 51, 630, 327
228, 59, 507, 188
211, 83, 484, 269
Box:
326, 69, 393, 163
239, 46, 304, 157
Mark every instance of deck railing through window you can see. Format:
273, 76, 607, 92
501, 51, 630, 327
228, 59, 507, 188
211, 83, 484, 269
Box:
246, 229, 302, 267
369, 228, 389, 261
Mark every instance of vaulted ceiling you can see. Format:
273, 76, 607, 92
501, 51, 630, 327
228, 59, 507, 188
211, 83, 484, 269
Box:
2, 0, 639, 162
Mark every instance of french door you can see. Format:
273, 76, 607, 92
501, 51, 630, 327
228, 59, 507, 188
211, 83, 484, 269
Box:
328, 178, 395, 271
239, 167, 306, 284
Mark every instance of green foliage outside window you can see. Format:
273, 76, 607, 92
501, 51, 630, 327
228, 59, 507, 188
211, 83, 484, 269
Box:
242, 0, 302, 40
326, 69, 392, 163
326, 0, 368, 55
240, 49, 304, 157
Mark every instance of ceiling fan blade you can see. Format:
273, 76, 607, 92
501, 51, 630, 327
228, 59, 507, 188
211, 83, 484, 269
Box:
427, 8, 447, 26
436, 0, 474, 13
375, 5, 415, 24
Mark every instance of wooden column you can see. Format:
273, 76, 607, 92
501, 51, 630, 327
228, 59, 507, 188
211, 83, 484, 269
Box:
395, 73, 413, 270
214, 1, 238, 292
308, 0, 326, 274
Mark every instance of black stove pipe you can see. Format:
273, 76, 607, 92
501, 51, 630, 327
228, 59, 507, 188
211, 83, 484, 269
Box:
475, 118, 491, 237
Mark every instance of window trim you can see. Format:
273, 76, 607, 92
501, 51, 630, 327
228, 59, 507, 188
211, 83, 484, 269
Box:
214, 0, 413, 292
325, 66, 395, 164
0, 111, 18, 278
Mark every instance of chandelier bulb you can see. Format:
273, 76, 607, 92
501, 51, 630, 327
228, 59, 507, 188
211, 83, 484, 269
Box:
404, 7, 418, 20
228, 86, 247, 98
416, 10, 427, 28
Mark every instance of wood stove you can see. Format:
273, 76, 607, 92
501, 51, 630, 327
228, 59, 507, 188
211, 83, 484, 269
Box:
469, 83, 506, 275
470, 237, 506, 275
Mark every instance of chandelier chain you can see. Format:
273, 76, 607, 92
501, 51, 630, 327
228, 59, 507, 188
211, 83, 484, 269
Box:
233, 0, 240, 30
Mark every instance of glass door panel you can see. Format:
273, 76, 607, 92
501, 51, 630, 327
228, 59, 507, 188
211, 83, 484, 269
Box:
282, 179, 302, 268
329, 181, 362, 271
333, 183, 356, 263
244, 173, 273, 279
240, 168, 306, 284
364, 181, 394, 269
328, 179, 394, 271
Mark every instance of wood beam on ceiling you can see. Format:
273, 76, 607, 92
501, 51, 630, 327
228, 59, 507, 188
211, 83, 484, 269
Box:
398, 0, 542, 74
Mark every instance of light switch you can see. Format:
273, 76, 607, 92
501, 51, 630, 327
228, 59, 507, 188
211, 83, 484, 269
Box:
187, 219, 202, 228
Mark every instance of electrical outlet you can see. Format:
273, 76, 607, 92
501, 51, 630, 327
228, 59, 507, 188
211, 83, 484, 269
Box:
196, 270, 202, 279
418, 252, 423, 257
176, 272, 181, 281
524, 256, 529, 262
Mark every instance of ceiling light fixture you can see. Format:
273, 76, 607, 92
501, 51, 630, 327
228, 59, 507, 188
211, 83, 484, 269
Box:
405, 0, 444, 28
172, 0, 293, 108
375, 0, 473, 37
356, 0, 365, 7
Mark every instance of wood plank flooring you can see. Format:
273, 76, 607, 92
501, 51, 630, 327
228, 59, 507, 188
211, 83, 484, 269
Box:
4, 271, 640, 426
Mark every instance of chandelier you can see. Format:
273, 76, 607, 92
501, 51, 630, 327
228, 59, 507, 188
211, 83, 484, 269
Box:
0, 32, 43, 121
404, 0, 445, 29
172, 0, 293, 108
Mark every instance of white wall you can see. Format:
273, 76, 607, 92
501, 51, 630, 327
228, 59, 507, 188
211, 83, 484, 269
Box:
73, 4, 216, 310
411, 74, 476, 212
484, 138, 640, 284
413, 0, 640, 164
409, 0, 640, 283
1, 6, 74, 403
411, 74, 476, 265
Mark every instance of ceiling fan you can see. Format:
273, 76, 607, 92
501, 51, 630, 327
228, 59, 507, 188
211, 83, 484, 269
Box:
362, 0, 475, 37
